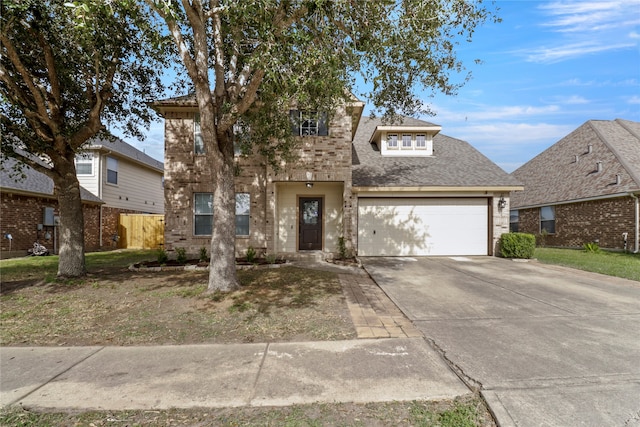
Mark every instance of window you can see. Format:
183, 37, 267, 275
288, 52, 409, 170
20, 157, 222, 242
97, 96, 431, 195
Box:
106, 156, 118, 184
402, 134, 412, 148
540, 206, 555, 234
194, 193, 213, 235
194, 113, 205, 154
75, 153, 93, 175
235, 193, 250, 236
290, 110, 328, 136
510, 210, 519, 232
387, 134, 398, 148
416, 134, 426, 148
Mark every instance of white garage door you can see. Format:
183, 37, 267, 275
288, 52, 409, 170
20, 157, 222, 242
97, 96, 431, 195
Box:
358, 198, 488, 256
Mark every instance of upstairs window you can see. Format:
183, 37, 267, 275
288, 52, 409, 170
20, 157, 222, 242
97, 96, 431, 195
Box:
402, 134, 412, 148
194, 113, 205, 154
510, 210, 519, 233
290, 110, 328, 136
235, 193, 250, 236
540, 206, 555, 234
416, 134, 426, 148
387, 134, 398, 148
75, 153, 93, 175
106, 156, 118, 184
194, 193, 213, 235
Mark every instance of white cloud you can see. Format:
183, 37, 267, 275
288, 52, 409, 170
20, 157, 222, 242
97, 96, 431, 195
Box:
524, 41, 634, 63
628, 95, 640, 104
431, 104, 560, 122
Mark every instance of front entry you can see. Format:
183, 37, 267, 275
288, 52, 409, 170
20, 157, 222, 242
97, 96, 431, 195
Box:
299, 197, 323, 250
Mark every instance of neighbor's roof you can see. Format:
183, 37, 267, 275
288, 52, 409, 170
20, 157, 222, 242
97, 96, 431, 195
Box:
1, 156, 103, 204
511, 119, 640, 209
352, 116, 522, 190
83, 136, 164, 172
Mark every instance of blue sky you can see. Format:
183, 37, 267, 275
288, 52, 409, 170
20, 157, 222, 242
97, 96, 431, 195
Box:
118, 0, 640, 173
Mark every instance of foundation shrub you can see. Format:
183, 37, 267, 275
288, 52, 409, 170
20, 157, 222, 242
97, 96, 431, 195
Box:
500, 232, 535, 259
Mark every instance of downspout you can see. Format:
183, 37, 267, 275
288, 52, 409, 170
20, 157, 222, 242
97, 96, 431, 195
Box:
630, 193, 639, 253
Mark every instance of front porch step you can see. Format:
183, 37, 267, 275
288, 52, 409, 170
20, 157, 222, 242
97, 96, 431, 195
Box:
280, 251, 332, 262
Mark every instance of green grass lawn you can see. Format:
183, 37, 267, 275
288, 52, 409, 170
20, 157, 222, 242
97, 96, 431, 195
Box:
0, 249, 156, 281
534, 247, 640, 281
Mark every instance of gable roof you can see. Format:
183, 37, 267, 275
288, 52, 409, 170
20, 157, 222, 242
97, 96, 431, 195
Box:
83, 136, 164, 172
1, 156, 103, 204
352, 116, 522, 190
511, 119, 640, 209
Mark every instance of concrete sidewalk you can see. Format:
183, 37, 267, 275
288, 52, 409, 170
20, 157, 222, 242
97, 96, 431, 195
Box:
1, 338, 469, 411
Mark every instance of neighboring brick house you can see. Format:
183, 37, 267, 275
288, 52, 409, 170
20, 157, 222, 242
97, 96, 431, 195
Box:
1, 156, 103, 259
510, 119, 640, 252
154, 93, 521, 258
75, 137, 164, 247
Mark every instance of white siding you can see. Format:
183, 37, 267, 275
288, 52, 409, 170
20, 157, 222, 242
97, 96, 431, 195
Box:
358, 197, 488, 256
75, 153, 100, 197
100, 155, 164, 213
275, 182, 343, 253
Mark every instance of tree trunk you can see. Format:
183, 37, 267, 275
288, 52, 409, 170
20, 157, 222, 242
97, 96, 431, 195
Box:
207, 146, 240, 292
54, 164, 86, 277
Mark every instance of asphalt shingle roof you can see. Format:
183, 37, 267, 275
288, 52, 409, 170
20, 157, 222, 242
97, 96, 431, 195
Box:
85, 136, 163, 171
1, 156, 103, 203
511, 119, 640, 208
352, 116, 522, 188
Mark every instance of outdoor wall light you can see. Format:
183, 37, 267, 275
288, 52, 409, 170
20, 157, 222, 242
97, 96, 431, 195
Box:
497, 196, 507, 210
306, 182, 314, 188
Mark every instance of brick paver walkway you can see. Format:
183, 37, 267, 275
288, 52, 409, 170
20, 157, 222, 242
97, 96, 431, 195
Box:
339, 274, 423, 339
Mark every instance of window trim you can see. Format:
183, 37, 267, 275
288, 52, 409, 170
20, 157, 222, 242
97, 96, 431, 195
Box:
194, 192, 213, 236
75, 153, 93, 175
401, 134, 412, 148
106, 156, 118, 185
540, 206, 556, 234
235, 193, 250, 237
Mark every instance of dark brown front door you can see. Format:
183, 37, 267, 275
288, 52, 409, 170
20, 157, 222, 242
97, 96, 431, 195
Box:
299, 197, 322, 250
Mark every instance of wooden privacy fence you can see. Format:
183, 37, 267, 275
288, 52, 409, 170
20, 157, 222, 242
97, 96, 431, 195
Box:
118, 214, 164, 249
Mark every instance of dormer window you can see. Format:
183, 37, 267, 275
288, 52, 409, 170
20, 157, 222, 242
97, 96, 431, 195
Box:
387, 134, 398, 148
402, 134, 412, 148
371, 123, 441, 157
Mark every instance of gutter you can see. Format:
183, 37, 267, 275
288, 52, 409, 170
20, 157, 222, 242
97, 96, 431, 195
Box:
630, 193, 639, 253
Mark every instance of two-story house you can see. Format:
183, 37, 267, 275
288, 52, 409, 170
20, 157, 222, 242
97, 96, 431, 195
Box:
153, 94, 521, 258
75, 136, 164, 247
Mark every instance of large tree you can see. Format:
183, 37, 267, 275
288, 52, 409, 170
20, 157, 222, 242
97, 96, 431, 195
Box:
1, 0, 169, 276
147, 0, 498, 291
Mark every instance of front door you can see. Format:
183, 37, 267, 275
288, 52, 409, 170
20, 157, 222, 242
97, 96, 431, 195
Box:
299, 197, 323, 250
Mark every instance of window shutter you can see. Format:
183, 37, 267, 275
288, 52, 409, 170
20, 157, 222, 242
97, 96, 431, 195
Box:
290, 110, 300, 136
318, 112, 328, 136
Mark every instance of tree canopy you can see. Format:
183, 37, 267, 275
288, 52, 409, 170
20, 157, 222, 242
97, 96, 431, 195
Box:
1, 0, 170, 276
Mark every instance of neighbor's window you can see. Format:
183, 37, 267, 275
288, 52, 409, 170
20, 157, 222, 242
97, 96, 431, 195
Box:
387, 134, 398, 148
290, 110, 328, 136
540, 206, 555, 234
509, 210, 519, 233
194, 113, 205, 154
235, 193, 250, 236
75, 153, 93, 175
402, 134, 412, 148
194, 193, 213, 235
416, 134, 426, 148
106, 156, 118, 184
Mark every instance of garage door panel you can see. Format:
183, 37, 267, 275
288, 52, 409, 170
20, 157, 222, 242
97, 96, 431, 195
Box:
358, 198, 488, 256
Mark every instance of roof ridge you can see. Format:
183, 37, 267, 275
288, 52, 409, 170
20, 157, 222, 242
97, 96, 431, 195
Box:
593, 119, 640, 187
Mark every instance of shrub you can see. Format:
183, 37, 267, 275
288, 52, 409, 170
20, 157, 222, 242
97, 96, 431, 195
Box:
156, 248, 169, 265
583, 242, 600, 253
500, 232, 535, 259
199, 246, 208, 262
176, 247, 187, 264
265, 253, 277, 264
245, 246, 257, 263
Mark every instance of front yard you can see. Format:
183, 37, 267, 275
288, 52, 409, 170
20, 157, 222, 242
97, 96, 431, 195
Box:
534, 247, 640, 281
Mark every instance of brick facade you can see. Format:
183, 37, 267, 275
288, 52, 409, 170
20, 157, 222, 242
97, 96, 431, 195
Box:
515, 196, 637, 250
162, 106, 354, 257
0, 192, 101, 258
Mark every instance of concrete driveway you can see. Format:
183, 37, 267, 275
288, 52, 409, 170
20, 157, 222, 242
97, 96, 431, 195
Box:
361, 256, 640, 427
